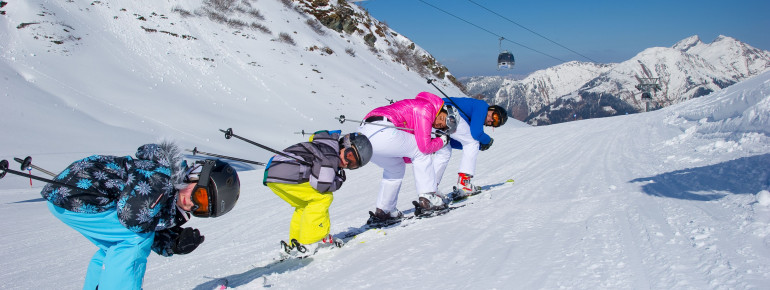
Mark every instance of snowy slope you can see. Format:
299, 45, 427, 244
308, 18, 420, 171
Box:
1, 0, 770, 289
1, 69, 769, 290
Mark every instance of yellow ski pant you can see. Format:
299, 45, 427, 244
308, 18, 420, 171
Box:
267, 182, 334, 245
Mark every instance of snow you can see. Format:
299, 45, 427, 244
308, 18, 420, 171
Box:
2, 1, 770, 289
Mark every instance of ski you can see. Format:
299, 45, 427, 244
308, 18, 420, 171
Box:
336, 216, 409, 240
412, 202, 467, 219
277, 237, 344, 261
450, 178, 515, 202
448, 186, 483, 202
337, 179, 515, 240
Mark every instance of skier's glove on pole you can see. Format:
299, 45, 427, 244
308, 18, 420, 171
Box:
479, 138, 494, 151
173, 227, 205, 255
440, 134, 450, 147
337, 168, 346, 182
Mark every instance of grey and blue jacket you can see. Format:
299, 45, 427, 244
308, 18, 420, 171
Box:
264, 130, 345, 192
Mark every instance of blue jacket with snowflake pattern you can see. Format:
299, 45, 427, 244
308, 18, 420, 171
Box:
41, 143, 186, 236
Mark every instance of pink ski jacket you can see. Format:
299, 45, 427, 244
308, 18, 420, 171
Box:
364, 92, 445, 154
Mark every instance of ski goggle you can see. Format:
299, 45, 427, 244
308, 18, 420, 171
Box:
490, 112, 501, 127
191, 184, 212, 217
190, 160, 216, 217
343, 147, 361, 170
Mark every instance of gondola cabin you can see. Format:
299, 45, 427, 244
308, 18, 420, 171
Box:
498, 50, 515, 70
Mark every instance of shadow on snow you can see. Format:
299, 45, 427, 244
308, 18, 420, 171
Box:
193, 256, 314, 289
630, 153, 770, 201
10, 197, 47, 204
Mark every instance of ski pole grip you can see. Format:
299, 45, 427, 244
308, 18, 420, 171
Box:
0, 160, 8, 179
16, 157, 32, 171
222, 128, 233, 139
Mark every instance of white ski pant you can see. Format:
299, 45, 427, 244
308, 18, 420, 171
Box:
358, 121, 438, 213
433, 116, 479, 184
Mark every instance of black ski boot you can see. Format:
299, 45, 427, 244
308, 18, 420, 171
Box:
366, 208, 403, 228
412, 193, 449, 217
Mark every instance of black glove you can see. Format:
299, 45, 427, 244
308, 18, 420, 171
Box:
337, 168, 346, 182
479, 138, 494, 151
173, 227, 205, 255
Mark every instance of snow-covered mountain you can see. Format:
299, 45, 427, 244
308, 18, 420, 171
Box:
0, 0, 464, 170
463, 35, 770, 125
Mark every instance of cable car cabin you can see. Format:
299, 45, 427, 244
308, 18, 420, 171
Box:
641, 92, 652, 100
497, 50, 515, 70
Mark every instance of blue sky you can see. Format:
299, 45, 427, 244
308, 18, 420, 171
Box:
356, 0, 770, 78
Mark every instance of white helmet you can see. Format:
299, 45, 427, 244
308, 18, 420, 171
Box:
444, 105, 459, 134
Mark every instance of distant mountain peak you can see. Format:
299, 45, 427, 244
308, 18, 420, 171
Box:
673, 35, 703, 51
462, 35, 770, 126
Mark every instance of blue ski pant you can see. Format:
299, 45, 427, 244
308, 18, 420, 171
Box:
48, 203, 155, 290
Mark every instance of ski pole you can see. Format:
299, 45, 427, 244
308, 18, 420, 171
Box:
220, 128, 312, 166
336, 115, 449, 136
426, 78, 471, 120
186, 147, 265, 166
14, 156, 56, 177
0, 159, 110, 197
294, 130, 312, 136
335, 115, 414, 131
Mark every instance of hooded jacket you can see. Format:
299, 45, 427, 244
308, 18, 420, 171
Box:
264, 130, 345, 193
364, 92, 445, 154
443, 97, 493, 147
40, 142, 185, 234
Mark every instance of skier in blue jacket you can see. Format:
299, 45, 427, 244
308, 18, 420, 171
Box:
433, 98, 508, 197
40, 141, 240, 289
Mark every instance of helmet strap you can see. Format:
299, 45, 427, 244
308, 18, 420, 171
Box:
195, 160, 216, 215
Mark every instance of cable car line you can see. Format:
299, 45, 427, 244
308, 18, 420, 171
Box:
416, 0, 568, 63
466, 0, 599, 63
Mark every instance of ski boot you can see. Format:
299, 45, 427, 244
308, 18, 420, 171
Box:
451, 173, 481, 201
299, 234, 345, 255
412, 192, 449, 217
366, 208, 404, 228
279, 238, 307, 258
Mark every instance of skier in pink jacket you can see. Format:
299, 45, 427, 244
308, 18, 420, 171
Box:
357, 92, 455, 225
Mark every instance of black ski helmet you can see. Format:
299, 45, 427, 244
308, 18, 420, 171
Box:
340, 132, 373, 169
192, 159, 240, 218
488, 105, 508, 127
